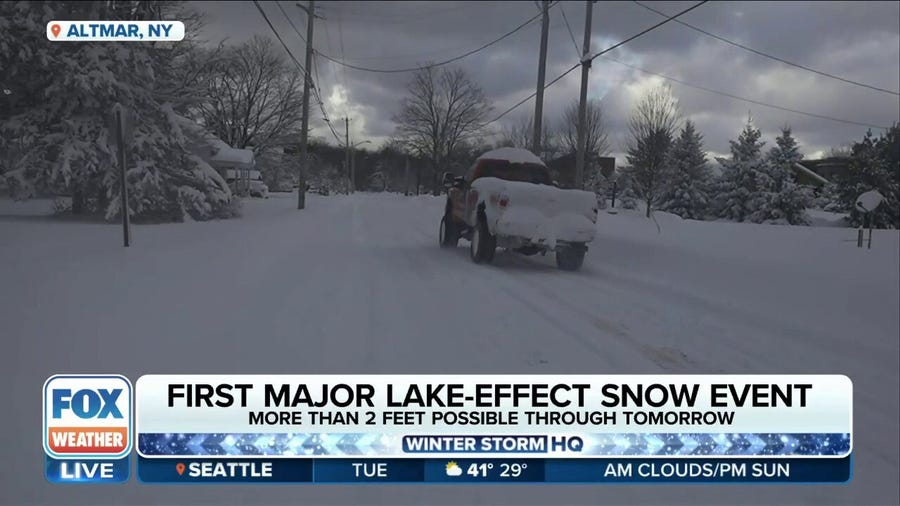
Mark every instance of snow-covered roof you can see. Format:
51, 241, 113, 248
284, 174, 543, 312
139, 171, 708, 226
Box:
793, 162, 830, 185
171, 114, 255, 168
208, 138, 255, 167
713, 157, 829, 185
477, 147, 545, 166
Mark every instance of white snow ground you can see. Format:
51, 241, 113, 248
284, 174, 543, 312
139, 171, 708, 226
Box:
1, 193, 898, 506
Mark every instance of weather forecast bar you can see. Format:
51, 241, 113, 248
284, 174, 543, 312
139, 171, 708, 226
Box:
44, 374, 854, 484
135, 457, 851, 483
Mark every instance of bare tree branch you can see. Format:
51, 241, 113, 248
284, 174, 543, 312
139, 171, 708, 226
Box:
393, 66, 491, 194
188, 36, 304, 155
624, 84, 681, 217
560, 99, 609, 157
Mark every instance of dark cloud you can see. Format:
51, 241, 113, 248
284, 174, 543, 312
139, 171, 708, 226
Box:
192, 0, 900, 159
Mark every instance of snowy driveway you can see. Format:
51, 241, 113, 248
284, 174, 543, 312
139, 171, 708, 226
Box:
1, 192, 898, 505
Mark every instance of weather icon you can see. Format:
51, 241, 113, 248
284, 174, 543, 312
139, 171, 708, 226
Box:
445, 461, 462, 477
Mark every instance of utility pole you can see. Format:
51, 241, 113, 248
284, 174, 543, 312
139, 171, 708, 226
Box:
344, 117, 352, 193
296, 0, 316, 210
575, 0, 594, 190
531, 0, 550, 156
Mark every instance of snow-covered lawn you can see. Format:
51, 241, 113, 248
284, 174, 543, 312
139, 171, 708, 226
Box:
1, 193, 897, 506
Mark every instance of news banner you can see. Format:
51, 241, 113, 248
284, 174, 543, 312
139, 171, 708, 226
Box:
42, 374, 852, 484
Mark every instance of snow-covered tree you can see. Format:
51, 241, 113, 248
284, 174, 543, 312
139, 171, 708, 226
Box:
584, 163, 610, 209
0, 1, 234, 222
614, 173, 639, 210
758, 127, 812, 225
711, 118, 771, 222
818, 181, 843, 212
834, 125, 899, 228
659, 120, 711, 219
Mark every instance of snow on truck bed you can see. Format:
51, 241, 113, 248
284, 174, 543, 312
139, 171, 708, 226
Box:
0, 193, 898, 506
473, 177, 597, 246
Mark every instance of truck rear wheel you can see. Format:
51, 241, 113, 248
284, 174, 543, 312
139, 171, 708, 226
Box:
470, 215, 496, 264
556, 246, 585, 271
439, 215, 458, 248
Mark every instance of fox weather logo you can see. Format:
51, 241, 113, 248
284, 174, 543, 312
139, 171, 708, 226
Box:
43, 374, 132, 460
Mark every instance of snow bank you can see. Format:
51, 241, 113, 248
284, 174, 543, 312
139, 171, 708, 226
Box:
807, 209, 849, 227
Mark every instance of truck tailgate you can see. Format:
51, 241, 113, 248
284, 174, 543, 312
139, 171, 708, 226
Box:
473, 178, 598, 247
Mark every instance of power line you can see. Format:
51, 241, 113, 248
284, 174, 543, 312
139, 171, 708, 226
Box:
313, 52, 345, 145
316, 2, 474, 25
632, 0, 900, 97
318, 16, 351, 146
599, 54, 892, 130
275, 1, 304, 42
485, 0, 709, 125
329, 18, 568, 63
271, 1, 334, 134
335, 3, 349, 91
559, 2, 582, 59
252, 0, 307, 75
257, 0, 343, 145
587, 1, 708, 64
315, 2, 558, 74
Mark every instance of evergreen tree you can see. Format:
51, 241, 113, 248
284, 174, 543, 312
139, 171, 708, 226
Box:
757, 127, 812, 225
711, 119, 771, 222
659, 120, 711, 219
0, 1, 234, 222
834, 125, 899, 228
585, 167, 609, 209
615, 173, 639, 210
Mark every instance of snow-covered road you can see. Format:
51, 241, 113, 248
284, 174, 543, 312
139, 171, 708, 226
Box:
2, 192, 898, 505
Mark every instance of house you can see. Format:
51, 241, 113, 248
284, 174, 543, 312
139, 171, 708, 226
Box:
205, 138, 258, 195
173, 115, 257, 195
799, 157, 851, 182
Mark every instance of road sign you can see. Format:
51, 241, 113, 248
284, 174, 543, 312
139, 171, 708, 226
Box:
107, 103, 134, 143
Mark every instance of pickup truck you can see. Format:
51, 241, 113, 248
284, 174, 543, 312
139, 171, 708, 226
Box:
439, 148, 598, 271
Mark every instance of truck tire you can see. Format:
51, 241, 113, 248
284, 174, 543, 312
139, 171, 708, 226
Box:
556, 246, 585, 271
470, 214, 496, 264
439, 215, 458, 248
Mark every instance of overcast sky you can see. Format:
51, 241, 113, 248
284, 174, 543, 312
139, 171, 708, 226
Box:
191, 1, 900, 161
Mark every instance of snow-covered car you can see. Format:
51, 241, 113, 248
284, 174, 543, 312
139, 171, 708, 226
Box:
249, 179, 269, 198
439, 147, 598, 271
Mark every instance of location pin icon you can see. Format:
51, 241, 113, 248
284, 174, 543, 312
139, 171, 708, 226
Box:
176, 463, 186, 476
50, 24, 61, 38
